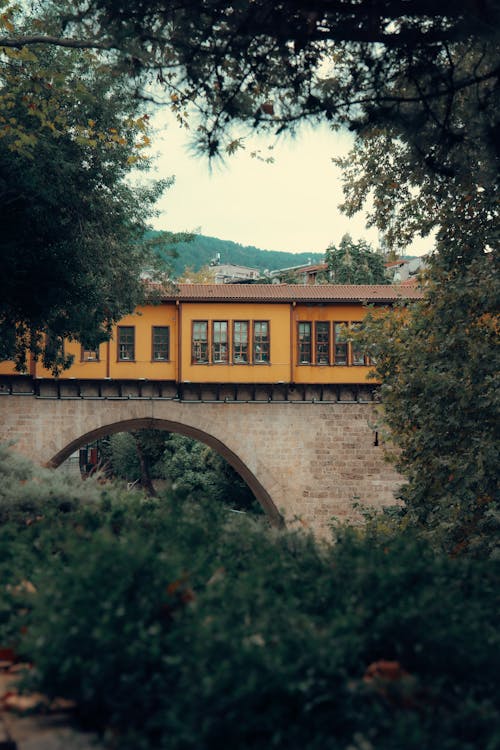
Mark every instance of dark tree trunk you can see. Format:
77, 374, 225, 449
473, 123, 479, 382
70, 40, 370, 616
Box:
134, 439, 157, 497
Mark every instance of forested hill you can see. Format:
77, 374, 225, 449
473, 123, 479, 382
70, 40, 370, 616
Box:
150, 232, 324, 276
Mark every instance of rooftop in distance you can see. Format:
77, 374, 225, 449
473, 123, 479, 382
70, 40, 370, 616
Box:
160, 283, 423, 303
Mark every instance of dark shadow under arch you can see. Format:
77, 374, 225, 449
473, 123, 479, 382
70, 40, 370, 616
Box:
47, 417, 284, 528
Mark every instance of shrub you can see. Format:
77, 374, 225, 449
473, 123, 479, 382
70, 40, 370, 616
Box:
20, 513, 500, 750
1, 445, 498, 750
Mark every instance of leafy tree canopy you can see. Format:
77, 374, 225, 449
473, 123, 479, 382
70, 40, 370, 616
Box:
2, 0, 497, 181
336, 116, 498, 556
335, 126, 498, 258
0, 3, 174, 372
325, 235, 389, 284
362, 248, 499, 557
311, 9, 498, 553
102, 430, 258, 512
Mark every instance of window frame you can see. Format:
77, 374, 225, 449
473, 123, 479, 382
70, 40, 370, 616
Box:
117, 326, 135, 362
191, 320, 209, 364
297, 321, 312, 365
233, 320, 249, 364
315, 321, 330, 366
350, 322, 368, 366
333, 322, 349, 366
253, 320, 270, 364
152, 325, 170, 362
212, 320, 229, 364
80, 345, 100, 362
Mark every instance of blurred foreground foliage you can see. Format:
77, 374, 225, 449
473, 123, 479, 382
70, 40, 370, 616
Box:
0, 445, 498, 750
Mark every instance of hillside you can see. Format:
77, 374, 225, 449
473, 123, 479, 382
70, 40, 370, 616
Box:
150, 232, 324, 276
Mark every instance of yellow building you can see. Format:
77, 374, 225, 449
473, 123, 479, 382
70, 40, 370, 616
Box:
0, 284, 422, 385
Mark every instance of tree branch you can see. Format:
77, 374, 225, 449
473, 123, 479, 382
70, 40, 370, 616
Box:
0, 35, 117, 51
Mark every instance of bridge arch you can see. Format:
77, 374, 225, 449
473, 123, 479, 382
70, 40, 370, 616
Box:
0, 392, 403, 536
47, 417, 284, 527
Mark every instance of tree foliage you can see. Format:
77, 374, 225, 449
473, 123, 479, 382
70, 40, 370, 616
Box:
335, 126, 498, 257
336, 112, 498, 555
361, 249, 499, 556
161, 433, 258, 511
312, 14, 498, 552
325, 235, 389, 284
0, 452, 497, 750
104, 433, 142, 483
2, 0, 497, 176
0, 3, 173, 372
103, 430, 258, 511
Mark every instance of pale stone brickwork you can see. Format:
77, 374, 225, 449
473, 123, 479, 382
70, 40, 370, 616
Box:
0, 396, 402, 536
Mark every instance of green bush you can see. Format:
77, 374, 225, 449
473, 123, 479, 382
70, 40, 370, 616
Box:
1, 445, 498, 750
20, 520, 500, 749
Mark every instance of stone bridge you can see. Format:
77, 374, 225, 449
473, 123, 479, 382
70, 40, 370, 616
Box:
0, 378, 402, 534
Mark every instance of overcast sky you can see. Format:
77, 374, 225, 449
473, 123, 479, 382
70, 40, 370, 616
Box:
150, 111, 429, 257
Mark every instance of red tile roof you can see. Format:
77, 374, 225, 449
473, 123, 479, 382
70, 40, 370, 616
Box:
161, 283, 423, 303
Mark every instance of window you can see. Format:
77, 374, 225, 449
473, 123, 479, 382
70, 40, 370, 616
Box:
350, 322, 366, 365
118, 326, 135, 361
315, 322, 330, 365
212, 321, 228, 363
152, 326, 170, 361
233, 321, 249, 363
81, 346, 99, 361
298, 322, 312, 364
334, 323, 348, 365
192, 321, 208, 363
253, 321, 270, 363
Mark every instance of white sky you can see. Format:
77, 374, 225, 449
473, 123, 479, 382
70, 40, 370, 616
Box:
150, 111, 429, 257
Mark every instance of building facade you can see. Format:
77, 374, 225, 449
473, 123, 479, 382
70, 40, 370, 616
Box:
0, 284, 421, 385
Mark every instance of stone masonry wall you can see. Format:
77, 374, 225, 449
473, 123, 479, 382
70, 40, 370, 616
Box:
0, 396, 402, 536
